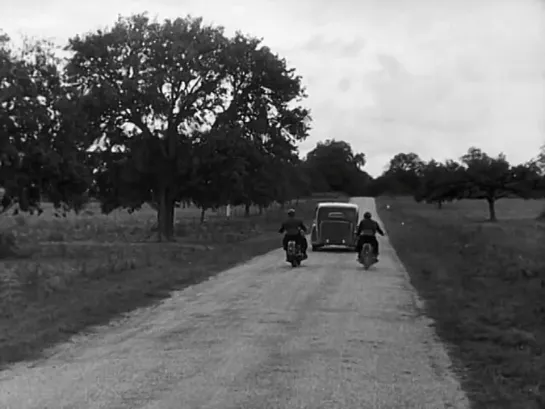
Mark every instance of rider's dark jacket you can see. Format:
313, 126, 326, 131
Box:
279, 218, 307, 236
356, 219, 384, 236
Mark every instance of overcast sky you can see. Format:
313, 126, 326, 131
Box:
2, 0, 544, 176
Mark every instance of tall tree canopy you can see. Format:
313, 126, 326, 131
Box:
383, 152, 425, 194
0, 34, 90, 216
458, 147, 541, 220
537, 144, 545, 175
65, 14, 310, 240
304, 139, 370, 195
415, 159, 464, 208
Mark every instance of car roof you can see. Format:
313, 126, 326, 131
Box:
317, 202, 359, 209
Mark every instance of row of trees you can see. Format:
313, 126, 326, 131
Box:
2, 12, 542, 238
299, 143, 545, 222
1, 13, 380, 239
1, 14, 319, 240
371, 147, 545, 221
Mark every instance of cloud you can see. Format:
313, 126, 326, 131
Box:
338, 77, 351, 92
375, 54, 408, 78
296, 35, 366, 57
363, 54, 492, 134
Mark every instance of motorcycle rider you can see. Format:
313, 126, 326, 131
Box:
356, 211, 385, 261
279, 208, 308, 260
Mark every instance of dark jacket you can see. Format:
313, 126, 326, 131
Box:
356, 219, 384, 236
279, 218, 307, 236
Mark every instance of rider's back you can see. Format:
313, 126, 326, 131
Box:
282, 218, 304, 235
358, 219, 379, 235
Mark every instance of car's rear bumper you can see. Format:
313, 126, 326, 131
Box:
313, 241, 356, 248
311, 221, 356, 248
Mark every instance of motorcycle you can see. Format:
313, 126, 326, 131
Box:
286, 239, 303, 267
358, 242, 377, 270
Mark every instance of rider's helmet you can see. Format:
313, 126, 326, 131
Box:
287, 208, 296, 216
364, 211, 372, 219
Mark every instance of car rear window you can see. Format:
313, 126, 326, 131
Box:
318, 207, 357, 220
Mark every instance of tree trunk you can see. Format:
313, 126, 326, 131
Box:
200, 207, 206, 224
244, 203, 250, 217
157, 187, 176, 242
166, 199, 175, 238
157, 192, 166, 242
487, 197, 497, 222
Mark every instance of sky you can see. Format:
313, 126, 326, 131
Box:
1, 0, 544, 176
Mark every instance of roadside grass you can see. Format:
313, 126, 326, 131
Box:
376, 197, 545, 409
0, 197, 344, 369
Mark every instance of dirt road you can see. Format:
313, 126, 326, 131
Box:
0, 197, 469, 408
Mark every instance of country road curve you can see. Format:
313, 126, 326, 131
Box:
0, 197, 469, 409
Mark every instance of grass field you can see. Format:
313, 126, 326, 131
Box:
0, 197, 343, 369
376, 197, 545, 409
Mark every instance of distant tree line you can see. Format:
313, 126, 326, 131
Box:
369, 147, 545, 221
296, 142, 544, 222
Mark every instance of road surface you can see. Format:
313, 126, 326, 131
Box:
0, 197, 469, 409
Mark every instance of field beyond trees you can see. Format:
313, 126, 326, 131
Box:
377, 197, 545, 409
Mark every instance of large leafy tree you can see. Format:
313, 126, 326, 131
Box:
65, 14, 236, 240
0, 34, 90, 217
66, 15, 310, 240
189, 128, 247, 221
383, 152, 425, 194
233, 145, 277, 214
414, 159, 465, 208
304, 139, 369, 195
188, 33, 310, 215
459, 147, 541, 221
537, 144, 545, 175
216, 34, 311, 212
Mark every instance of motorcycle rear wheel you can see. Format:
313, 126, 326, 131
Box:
360, 245, 374, 270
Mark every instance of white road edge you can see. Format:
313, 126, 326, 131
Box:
0, 197, 470, 409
